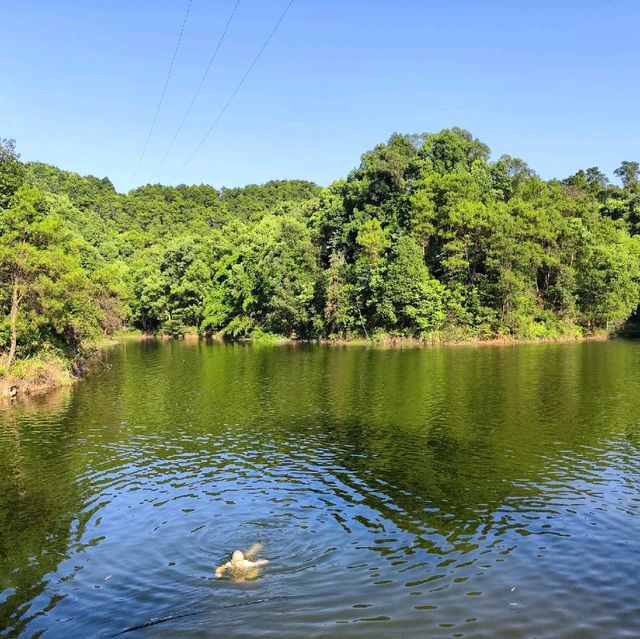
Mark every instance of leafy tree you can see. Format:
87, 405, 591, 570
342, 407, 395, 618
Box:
421, 128, 490, 174
323, 251, 358, 338
0, 185, 99, 363
378, 236, 446, 333
160, 237, 210, 330
220, 180, 321, 220
492, 155, 536, 200
356, 218, 391, 262
3, 131, 640, 357
0, 138, 25, 209
615, 161, 640, 189
127, 249, 166, 332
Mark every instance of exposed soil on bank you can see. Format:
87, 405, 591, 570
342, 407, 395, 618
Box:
0, 358, 75, 402
0, 346, 111, 402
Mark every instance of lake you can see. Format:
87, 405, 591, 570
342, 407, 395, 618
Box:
1, 339, 640, 638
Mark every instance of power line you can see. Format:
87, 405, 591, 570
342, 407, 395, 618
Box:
173, 0, 294, 180
152, 0, 241, 179
127, 0, 192, 190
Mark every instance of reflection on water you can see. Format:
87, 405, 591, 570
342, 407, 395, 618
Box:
1, 340, 640, 638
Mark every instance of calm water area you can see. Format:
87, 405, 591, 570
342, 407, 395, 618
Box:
1, 339, 640, 638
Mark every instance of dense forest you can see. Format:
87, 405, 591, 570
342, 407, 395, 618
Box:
1, 128, 640, 376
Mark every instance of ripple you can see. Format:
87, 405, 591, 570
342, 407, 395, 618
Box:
2, 340, 640, 638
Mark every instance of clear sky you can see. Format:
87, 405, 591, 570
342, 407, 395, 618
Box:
1, 0, 639, 193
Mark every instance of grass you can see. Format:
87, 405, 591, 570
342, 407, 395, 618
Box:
0, 352, 75, 399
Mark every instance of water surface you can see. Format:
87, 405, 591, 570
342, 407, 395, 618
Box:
2, 339, 640, 638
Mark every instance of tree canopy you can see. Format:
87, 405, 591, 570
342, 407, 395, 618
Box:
2, 129, 640, 366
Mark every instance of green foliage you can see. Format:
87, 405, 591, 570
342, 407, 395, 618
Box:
2, 350, 72, 384
614, 161, 640, 189
0, 138, 25, 209
200, 214, 319, 338
0, 184, 101, 361
2, 129, 640, 363
422, 127, 490, 175
250, 328, 286, 345
323, 251, 359, 338
220, 180, 321, 220
161, 318, 187, 338
378, 236, 446, 334
356, 218, 391, 262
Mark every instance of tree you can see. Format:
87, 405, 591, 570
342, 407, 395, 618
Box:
356, 218, 391, 263
3, 130, 640, 352
575, 222, 640, 330
492, 155, 536, 200
421, 128, 490, 174
378, 236, 446, 333
0, 138, 25, 209
615, 161, 640, 189
585, 167, 609, 191
160, 237, 210, 330
0, 185, 99, 363
323, 251, 358, 338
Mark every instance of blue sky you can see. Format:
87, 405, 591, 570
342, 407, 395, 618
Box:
1, 0, 639, 192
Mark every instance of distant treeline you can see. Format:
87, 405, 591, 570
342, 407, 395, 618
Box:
1, 128, 640, 365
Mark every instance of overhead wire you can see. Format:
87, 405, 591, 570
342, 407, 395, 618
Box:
173, 0, 294, 180
151, 0, 241, 179
126, 0, 192, 190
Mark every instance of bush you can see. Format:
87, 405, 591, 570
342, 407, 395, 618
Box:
162, 319, 186, 339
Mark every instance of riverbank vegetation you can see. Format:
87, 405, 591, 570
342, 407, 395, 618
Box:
2, 129, 640, 383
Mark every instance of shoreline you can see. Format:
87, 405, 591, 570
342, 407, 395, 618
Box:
0, 357, 76, 401
0, 343, 113, 402
205, 330, 614, 348
316, 332, 612, 349
0, 330, 625, 403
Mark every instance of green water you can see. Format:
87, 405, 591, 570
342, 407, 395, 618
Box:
1, 339, 640, 638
